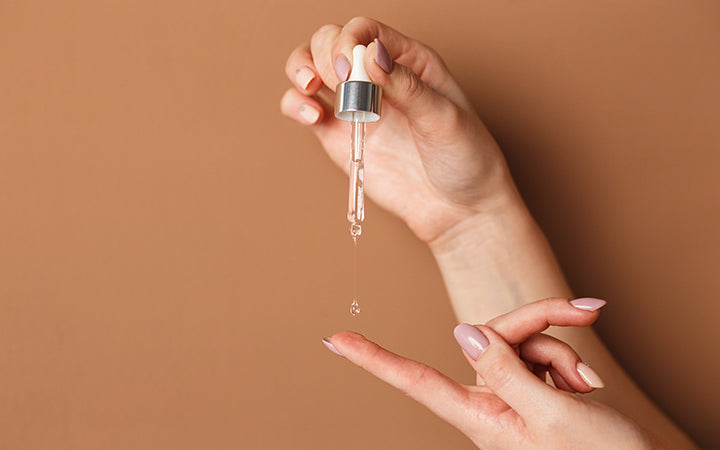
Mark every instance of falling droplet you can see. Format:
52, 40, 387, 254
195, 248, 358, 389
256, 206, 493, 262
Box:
350, 298, 361, 316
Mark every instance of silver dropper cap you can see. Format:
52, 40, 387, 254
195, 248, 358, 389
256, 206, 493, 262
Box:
334, 45, 382, 123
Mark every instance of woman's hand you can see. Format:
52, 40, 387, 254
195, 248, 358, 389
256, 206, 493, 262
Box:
279, 17, 573, 325
285, 20, 690, 447
280, 17, 520, 243
322, 298, 664, 449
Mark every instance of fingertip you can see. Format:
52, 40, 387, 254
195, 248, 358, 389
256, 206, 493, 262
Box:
546, 297, 603, 324
298, 104, 321, 125
364, 40, 391, 87
569, 298, 607, 312
548, 367, 575, 392
334, 53, 351, 82
294, 65, 321, 93
285, 43, 325, 95
280, 88, 324, 125
453, 323, 490, 361
473, 325, 529, 370
576, 362, 605, 389
279, 88, 296, 115
328, 331, 377, 363
475, 325, 509, 346
373, 38, 393, 74
328, 330, 366, 349
330, 35, 356, 83
322, 337, 345, 358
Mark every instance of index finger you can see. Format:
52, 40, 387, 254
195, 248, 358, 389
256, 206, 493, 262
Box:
486, 297, 607, 345
324, 331, 470, 428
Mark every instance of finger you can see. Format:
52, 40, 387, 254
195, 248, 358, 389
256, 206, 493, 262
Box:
453, 324, 562, 421
532, 365, 548, 382
325, 331, 471, 428
331, 16, 467, 105
548, 366, 574, 392
519, 334, 600, 393
309, 24, 344, 89
285, 42, 324, 95
280, 88, 325, 126
363, 39, 458, 131
486, 297, 607, 345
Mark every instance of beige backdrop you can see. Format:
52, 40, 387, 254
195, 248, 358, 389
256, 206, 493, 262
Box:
1, 1, 719, 448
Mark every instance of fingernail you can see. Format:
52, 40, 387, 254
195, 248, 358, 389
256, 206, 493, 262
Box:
322, 337, 344, 358
577, 362, 604, 388
295, 66, 315, 89
334, 54, 350, 81
298, 105, 320, 124
453, 323, 489, 360
374, 38, 393, 74
570, 298, 607, 311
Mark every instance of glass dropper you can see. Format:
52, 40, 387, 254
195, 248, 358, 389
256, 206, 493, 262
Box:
348, 118, 365, 241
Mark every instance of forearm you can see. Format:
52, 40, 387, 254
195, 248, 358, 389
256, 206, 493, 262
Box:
429, 192, 696, 449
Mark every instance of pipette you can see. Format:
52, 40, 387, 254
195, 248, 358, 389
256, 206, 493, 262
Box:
334, 44, 382, 316
334, 44, 382, 241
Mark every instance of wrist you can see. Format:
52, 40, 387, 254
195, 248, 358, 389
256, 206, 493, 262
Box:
428, 179, 529, 258
427, 184, 573, 322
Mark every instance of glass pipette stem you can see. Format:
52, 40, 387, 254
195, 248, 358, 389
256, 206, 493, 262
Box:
348, 120, 365, 238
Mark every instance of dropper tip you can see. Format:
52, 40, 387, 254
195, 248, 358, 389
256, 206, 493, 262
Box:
349, 223, 362, 239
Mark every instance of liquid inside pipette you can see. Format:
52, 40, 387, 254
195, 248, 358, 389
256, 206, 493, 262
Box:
348, 119, 365, 237
348, 118, 365, 316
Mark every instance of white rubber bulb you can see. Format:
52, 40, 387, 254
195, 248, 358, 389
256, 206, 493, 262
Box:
348, 45, 371, 82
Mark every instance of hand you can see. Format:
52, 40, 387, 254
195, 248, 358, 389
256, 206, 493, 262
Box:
322, 298, 663, 449
280, 17, 520, 243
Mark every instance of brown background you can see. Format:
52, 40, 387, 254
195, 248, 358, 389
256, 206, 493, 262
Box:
1, 1, 718, 448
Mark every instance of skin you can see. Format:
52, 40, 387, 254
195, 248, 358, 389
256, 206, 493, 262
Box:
280, 17, 697, 449
325, 299, 661, 449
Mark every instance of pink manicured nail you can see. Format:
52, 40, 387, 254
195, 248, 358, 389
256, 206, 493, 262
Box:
570, 298, 607, 311
295, 66, 315, 89
577, 362, 604, 388
334, 54, 350, 81
453, 323, 489, 360
322, 338, 344, 358
298, 105, 319, 124
374, 38, 393, 74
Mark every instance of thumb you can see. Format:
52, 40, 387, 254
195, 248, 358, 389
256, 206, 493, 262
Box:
453, 323, 560, 421
364, 39, 455, 131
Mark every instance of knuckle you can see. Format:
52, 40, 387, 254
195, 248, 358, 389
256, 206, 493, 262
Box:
422, 44, 447, 70
543, 297, 575, 320
440, 101, 463, 129
480, 351, 515, 391
311, 24, 340, 47
285, 44, 307, 72
410, 41, 449, 82
406, 365, 430, 391
538, 392, 579, 430
316, 23, 340, 37
536, 297, 567, 320
403, 70, 425, 99
426, 45, 442, 62
362, 341, 384, 363
539, 297, 568, 308
346, 16, 375, 29
279, 88, 297, 114
485, 364, 515, 392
